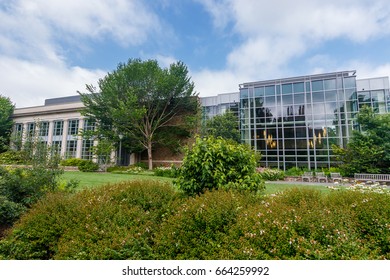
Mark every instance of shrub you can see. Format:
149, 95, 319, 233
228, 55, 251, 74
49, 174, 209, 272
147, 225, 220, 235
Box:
284, 167, 306, 176
153, 190, 258, 259
175, 136, 265, 195
60, 158, 85, 166
107, 165, 148, 174
224, 189, 390, 260
0, 166, 63, 206
154, 166, 178, 178
78, 160, 99, 172
133, 162, 148, 170
0, 196, 26, 226
258, 168, 285, 181
0, 181, 180, 260
0, 150, 25, 165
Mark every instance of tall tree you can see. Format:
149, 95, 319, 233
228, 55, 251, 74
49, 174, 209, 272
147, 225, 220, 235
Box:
202, 110, 241, 143
332, 106, 390, 175
79, 58, 199, 170
0, 95, 15, 153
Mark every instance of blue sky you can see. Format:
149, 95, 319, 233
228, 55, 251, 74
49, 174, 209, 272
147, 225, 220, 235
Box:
2, 0, 390, 108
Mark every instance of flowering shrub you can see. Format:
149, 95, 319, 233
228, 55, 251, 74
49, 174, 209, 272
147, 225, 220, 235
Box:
153, 166, 178, 178
1, 185, 389, 260
0, 180, 180, 259
258, 168, 285, 181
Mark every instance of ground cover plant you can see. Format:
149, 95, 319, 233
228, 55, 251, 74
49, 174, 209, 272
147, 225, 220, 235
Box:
1, 180, 389, 260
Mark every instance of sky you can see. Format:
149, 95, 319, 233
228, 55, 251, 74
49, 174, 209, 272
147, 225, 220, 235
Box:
2, 0, 390, 108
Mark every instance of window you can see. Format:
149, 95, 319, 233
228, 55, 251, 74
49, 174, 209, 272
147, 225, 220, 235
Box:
27, 122, 35, 136
38, 122, 49, 137
324, 79, 336, 90
293, 82, 305, 93
282, 83, 292, 94
53, 121, 64, 136
312, 80, 323, 91
344, 76, 356, 88
66, 140, 77, 159
82, 140, 94, 160
265, 85, 275, 96
68, 119, 79, 136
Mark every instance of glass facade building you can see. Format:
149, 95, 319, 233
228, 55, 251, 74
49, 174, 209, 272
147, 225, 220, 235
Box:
11, 71, 389, 168
239, 71, 390, 170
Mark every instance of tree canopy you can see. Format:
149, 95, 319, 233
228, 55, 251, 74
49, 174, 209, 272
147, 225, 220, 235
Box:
202, 110, 240, 143
79, 58, 199, 169
0, 95, 14, 153
333, 106, 390, 176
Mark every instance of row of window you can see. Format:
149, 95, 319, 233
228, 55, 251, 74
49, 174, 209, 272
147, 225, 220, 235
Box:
240, 77, 356, 99
15, 119, 95, 137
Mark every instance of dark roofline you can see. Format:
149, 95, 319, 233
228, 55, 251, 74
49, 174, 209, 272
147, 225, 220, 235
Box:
44, 95, 81, 106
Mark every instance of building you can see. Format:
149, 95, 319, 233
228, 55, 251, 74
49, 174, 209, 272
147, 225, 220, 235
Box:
11, 70, 390, 169
239, 71, 389, 170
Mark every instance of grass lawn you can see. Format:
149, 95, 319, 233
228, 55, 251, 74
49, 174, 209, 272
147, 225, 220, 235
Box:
62, 171, 332, 193
61, 171, 173, 189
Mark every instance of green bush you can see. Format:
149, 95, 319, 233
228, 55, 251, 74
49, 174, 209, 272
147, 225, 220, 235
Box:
0, 196, 26, 226
175, 136, 264, 195
258, 168, 285, 181
60, 158, 85, 166
0, 166, 63, 206
224, 189, 390, 259
78, 160, 99, 172
284, 167, 306, 176
153, 166, 178, 178
0, 181, 180, 260
154, 190, 257, 259
1, 185, 389, 260
0, 150, 26, 165
107, 165, 148, 174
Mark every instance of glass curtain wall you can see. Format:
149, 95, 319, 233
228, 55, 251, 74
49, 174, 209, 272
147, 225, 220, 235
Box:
240, 71, 358, 170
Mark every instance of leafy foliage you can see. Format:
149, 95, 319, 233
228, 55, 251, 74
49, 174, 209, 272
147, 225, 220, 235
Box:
258, 168, 285, 181
1, 185, 389, 260
153, 166, 179, 178
0, 150, 25, 165
333, 107, 390, 176
79, 58, 199, 170
202, 111, 240, 143
78, 160, 99, 172
0, 95, 14, 153
175, 136, 265, 195
0, 181, 180, 259
60, 158, 86, 166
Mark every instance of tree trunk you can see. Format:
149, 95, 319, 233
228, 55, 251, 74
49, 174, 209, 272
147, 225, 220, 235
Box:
147, 140, 153, 170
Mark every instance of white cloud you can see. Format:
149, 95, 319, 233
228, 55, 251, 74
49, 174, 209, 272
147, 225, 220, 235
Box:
0, 56, 105, 108
193, 0, 390, 95
0, 0, 167, 107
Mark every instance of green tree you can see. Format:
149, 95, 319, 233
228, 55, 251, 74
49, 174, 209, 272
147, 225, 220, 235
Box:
0, 95, 15, 153
79, 58, 199, 170
333, 106, 390, 176
202, 110, 241, 143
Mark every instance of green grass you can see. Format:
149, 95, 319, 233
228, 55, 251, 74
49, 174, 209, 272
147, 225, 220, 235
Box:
61, 171, 333, 194
61, 171, 173, 189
